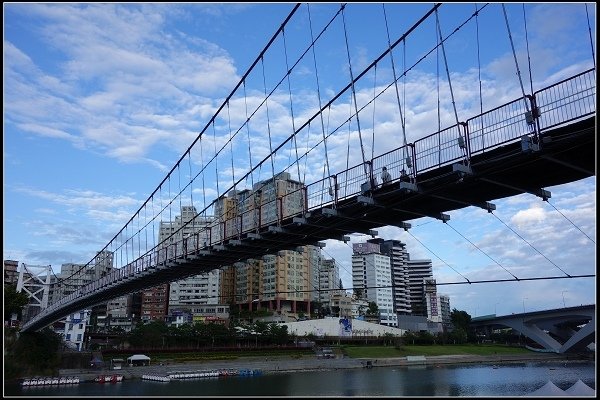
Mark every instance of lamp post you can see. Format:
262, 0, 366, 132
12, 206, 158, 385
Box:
522, 298, 528, 313
561, 291, 568, 308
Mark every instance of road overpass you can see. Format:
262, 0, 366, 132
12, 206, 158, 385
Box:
470, 304, 595, 354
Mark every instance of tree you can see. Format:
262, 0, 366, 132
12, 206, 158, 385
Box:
450, 308, 473, 344
450, 308, 471, 332
4, 284, 30, 322
366, 301, 379, 317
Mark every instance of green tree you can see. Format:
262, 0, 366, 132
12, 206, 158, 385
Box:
450, 308, 473, 343
5, 327, 63, 379
4, 284, 30, 321
366, 301, 379, 317
450, 308, 471, 332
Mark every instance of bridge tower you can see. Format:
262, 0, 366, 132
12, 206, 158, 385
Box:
16, 263, 52, 324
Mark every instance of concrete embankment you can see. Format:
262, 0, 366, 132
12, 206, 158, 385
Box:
58, 352, 578, 382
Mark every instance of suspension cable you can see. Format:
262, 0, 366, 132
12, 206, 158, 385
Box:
585, 4, 596, 68
435, 9, 461, 130
545, 198, 596, 244
522, 4, 534, 95
212, 120, 220, 196
187, 153, 194, 211
242, 80, 254, 189
226, 101, 236, 191
307, 3, 332, 187
341, 5, 368, 177
405, 230, 472, 283
445, 221, 519, 280
490, 211, 572, 277
282, 28, 302, 182
501, 4, 531, 116
475, 3, 483, 117
383, 4, 409, 168
199, 137, 206, 208
261, 56, 277, 188
371, 63, 377, 161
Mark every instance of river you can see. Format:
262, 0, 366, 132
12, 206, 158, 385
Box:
5, 360, 595, 397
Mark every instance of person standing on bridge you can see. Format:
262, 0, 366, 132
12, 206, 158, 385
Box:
381, 166, 392, 186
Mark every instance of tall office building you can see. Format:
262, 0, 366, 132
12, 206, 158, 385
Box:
352, 241, 396, 326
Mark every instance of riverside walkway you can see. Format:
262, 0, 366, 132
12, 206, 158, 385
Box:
58, 352, 575, 382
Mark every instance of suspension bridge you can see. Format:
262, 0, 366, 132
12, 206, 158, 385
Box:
20, 3, 595, 332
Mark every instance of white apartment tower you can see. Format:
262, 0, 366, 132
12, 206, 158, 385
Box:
369, 239, 411, 315
352, 241, 396, 326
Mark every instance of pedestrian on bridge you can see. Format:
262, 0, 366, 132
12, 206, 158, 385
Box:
381, 166, 392, 186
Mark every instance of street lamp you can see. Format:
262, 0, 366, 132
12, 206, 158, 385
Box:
522, 298, 528, 313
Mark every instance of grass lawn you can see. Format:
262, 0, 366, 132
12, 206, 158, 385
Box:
341, 344, 532, 358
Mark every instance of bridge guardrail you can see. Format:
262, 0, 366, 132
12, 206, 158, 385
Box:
534, 68, 596, 133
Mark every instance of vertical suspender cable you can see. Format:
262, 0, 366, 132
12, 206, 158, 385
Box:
475, 3, 483, 117
243, 81, 255, 189
501, 4, 531, 117
282, 28, 302, 182
227, 101, 236, 191
436, 8, 469, 166
261, 56, 277, 183
474, 3, 484, 151
585, 4, 595, 68
435, 9, 461, 130
307, 4, 332, 189
188, 153, 194, 213
371, 64, 377, 161
383, 4, 410, 171
199, 138, 206, 209
522, 4, 534, 95
212, 120, 220, 197
437, 21, 441, 165
341, 5, 368, 177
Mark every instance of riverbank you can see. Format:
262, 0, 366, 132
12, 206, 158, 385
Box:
57, 351, 584, 383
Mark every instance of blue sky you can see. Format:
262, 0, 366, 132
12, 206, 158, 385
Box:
3, 3, 596, 317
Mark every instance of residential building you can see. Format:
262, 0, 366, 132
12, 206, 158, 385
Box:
351, 241, 396, 326
406, 257, 433, 317
4, 259, 19, 285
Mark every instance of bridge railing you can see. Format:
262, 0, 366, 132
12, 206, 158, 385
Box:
466, 97, 533, 156
331, 162, 370, 204
534, 68, 596, 132
413, 124, 466, 174
371, 144, 413, 186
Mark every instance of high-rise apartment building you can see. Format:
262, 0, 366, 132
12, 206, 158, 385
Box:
368, 239, 411, 315
318, 258, 341, 304
406, 258, 433, 317
216, 172, 319, 320
160, 206, 222, 314
352, 241, 396, 326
